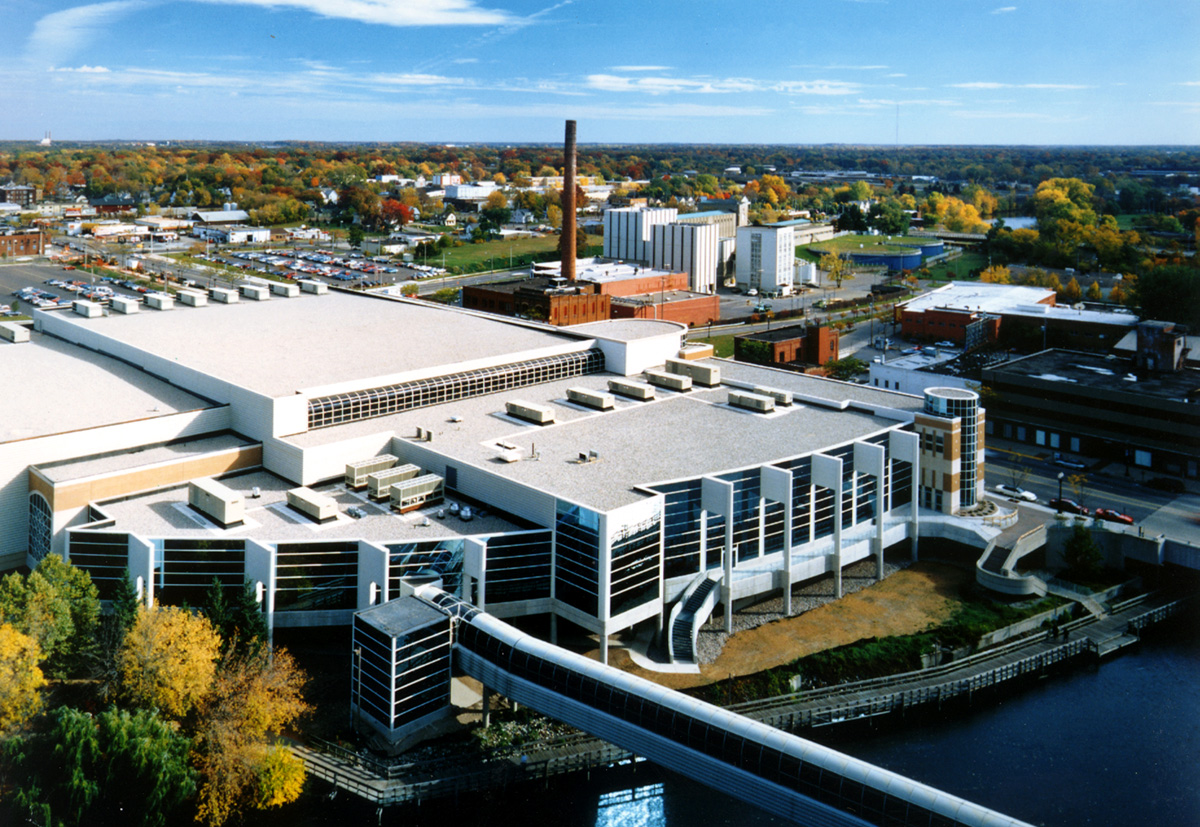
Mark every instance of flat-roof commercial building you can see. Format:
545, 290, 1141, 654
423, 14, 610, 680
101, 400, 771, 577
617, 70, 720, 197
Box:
5, 285, 984, 665
602, 206, 678, 263
894, 281, 1137, 350
982, 346, 1200, 479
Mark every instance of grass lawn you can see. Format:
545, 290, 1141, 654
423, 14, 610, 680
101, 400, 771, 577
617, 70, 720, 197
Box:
924, 250, 988, 281
692, 333, 736, 358
435, 234, 601, 272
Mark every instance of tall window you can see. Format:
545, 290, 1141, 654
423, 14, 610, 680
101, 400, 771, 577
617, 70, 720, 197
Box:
28, 493, 52, 563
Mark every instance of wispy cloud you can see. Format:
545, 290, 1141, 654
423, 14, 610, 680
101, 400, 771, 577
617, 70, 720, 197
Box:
1179, 81, 1200, 87
950, 82, 1091, 90
991, 6, 1017, 14
792, 64, 888, 71
885, 73, 907, 78
27, 1, 145, 65
50, 64, 112, 73
192, 0, 517, 26
586, 73, 861, 96
610, 65, 672, 72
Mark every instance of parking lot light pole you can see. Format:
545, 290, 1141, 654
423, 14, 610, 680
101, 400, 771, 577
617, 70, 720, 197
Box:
1057, 472, 1064, 512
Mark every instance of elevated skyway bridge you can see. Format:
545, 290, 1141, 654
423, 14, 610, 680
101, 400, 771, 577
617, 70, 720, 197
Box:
430, 588, 1033, 827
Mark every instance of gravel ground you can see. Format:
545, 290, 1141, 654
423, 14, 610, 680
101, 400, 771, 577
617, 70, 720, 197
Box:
694, 559, 911, 665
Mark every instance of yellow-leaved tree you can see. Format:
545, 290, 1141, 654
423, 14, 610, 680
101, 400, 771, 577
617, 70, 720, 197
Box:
0, 623, 45, 731
979, 265, 1011, 284
193, 647, 310, 826
119, 605, 221, 719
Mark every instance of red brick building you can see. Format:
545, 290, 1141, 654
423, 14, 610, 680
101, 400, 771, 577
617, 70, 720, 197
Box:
0, 230, 45, 258
609, 290, 720, 327
462, 278, 611, 326
733, 324, 839, 367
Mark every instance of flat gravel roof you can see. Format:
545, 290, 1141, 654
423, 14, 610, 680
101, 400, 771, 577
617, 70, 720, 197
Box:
287, 360, 911, 512
1, 332, 212, 443
98, 469, 525, 543
51, 291, 588, 398
34, 433, 253, 483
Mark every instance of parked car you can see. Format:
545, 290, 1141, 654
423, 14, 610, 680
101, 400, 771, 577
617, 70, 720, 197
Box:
1048, 498, 1089, 516
1052, 455, 1088, 471
1093, 508, 1133, 525
994, 484, 1037, 502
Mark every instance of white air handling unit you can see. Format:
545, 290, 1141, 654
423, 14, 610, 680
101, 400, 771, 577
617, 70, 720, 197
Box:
367, 464, 422, 500
299, 279, 328, 295
506, 400, 556, 425
240, 284, 270, 302
753, 385, 793, 406
109, 296, 140, 314
271, 282, 300, 298
345, 454, 397, 489
73, 300, 103, 318
666, 358, 720, 387
608, 378, 656, 401
645, 369, 692, 392
286, 487, 339, 523
188, 478, 245, 527
567, 387, 615, 411
728, 390, 776, 413
177, 289, 207, 307
0, 322, 30, 343
209, 286, 239, 304
389, 474, 444, 513
145, 293, 174, 311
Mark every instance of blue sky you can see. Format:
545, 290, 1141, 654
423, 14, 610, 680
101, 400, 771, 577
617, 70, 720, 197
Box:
3, 0, 1198, 144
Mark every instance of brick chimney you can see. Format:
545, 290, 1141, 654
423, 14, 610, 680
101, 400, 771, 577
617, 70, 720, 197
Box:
562, 119, 577, 282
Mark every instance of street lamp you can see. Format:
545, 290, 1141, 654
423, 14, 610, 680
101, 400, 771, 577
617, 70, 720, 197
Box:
1056, 472, 1064, 512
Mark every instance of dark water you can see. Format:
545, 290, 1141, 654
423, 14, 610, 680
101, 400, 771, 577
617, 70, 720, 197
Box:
274, 622, 1200, 827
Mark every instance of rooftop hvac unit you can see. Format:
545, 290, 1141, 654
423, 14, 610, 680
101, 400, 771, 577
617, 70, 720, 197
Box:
209, 287, 239, 304
498, 447, 523, 463
389, 474, 444, 513
298, 279, 328, 295
188, 478, 245, 527
240, 284, 270, 301
506, 399, 556, 425
145, 293, 174, 311
110, 296, 140, 315
665, 357, 720, 387
345, 454, 398, 489
285, 487, 339, 523
752, 385, 793, 406
72, 299, 103, 318
566, 386, 615, 410
728, 390, 776, 413
0, 322, 30, 343
645, 369, 693, 392
367, 463, 422, 500
607, 378, 656, 401
177, 289, 207, 307
270, 282, 300, 298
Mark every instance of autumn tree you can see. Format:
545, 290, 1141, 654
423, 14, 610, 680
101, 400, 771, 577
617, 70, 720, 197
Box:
119, 606, 221, 719
1085, 280, 1103, 301
0, 554, 100, 677
1060, 276, 1083, 304
0, 623, 45, 732
819, 252, 853, 289
1108, 281, 1128, 305
193, 647, 309, 826
980, 265, 1011, 284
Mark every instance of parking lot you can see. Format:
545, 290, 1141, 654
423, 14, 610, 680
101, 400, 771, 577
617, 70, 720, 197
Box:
201, 248, 437, 288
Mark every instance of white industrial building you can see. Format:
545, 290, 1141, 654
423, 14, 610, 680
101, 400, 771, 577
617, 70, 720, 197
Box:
192, 225, 271, 244
1, 281, 989, 666
602, 206, 678, 263
650, 222, 719, 293
735, 224, 795, 296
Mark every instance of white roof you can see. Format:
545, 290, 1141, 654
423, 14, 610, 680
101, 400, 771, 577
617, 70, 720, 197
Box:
898, 282, 1056, 315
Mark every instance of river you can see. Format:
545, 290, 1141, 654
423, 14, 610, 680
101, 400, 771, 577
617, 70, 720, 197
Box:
274, 620, 1199, 827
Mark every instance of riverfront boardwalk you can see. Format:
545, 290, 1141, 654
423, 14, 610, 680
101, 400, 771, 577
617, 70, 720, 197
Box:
292, 590, 1190, 812
729, 591, 1189, 731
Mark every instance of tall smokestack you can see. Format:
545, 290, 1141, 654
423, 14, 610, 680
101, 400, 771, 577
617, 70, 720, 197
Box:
562, 119, 577, 282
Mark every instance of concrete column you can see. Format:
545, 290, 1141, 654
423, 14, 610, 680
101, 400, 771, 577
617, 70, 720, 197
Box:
481, 686, 491, 727
812, 454, 844, 599
702, 477, 736, 634
890, 431, 921, 561
854, 442, 887, 582
761, 466, 794, 615
550, 613, 558, 646
599, 632, 608, 665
